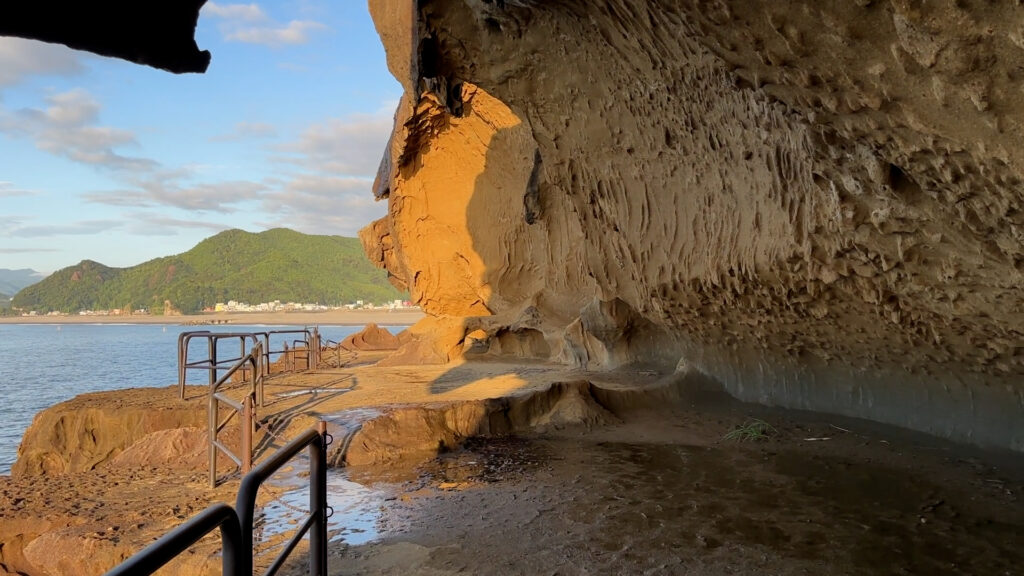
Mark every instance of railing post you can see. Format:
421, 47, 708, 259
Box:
313, 327, 320, 369
255, 343, 265, 408
209, 337, 217, 388
311, 421, 328, 575
177, 332, 187, 399
241, 395, 252, 474
209, 390, 218, 488
262, 333, 271, 377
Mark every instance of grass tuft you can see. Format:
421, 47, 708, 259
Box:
723, 418, 776, 442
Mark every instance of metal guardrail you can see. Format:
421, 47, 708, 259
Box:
209, 341, 264, 487
104, 424, 331, 576
105, 504, 242, 576
237, 423, 329, 576
178, 331, 261, 399
178, 329, 322, 401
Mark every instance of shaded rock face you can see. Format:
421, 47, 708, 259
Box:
363, 0, 1024, 450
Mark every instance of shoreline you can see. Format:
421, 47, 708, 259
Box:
0, 309, 425, 326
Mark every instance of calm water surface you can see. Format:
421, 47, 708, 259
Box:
0, 323, 399, 475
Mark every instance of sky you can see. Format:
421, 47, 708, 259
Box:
0, 1, 401, 274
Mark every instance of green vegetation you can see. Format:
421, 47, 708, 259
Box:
723, 418, 776, 442
11, 228, 404, 315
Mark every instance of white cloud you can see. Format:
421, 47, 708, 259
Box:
0, 38, 83, 88
251, 108, 395, 235
0, 182, 37, 198
85, 180, 267, 213
259, 175, 383, 236
203, 3, 326, 47
124, 214, 232, 236
225, 20, 326, 46
0, 247, 59, 254
1, 89, 157, 172
4, 91, 393, 239
202, 2, 267, 22
0, 215, 25, 231
84, 105, 391, 234
280, 111, 393, 177
10, 220, 124, 238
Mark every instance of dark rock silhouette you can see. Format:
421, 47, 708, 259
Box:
0, 0, 209, 73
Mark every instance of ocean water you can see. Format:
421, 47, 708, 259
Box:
0, 323, 401, 475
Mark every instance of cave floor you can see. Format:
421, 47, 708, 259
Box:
282, 391, 1024, 576
3, 358, 1023, 575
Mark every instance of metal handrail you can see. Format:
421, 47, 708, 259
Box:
210, 341, 264, 487
179, 331, 261, 399
105, 425, 331, 576
260, 328, 320, 375
104, 503, 242, 576
179, 329, 322, 400
236, 423, 328, 576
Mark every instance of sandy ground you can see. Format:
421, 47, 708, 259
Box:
0, 309, 425, 326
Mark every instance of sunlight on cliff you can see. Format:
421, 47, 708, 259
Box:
371, 83, 531, 318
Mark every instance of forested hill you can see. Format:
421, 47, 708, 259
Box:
11, 228, 404, 314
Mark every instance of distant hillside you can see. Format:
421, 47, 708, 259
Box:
0, 268, 44, 295
12, 229, 404, 314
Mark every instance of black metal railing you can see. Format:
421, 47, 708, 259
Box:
236, 424, 329, 575
104, 424, 330, 576
178, 329, 322, 401
104, 503, 242, 576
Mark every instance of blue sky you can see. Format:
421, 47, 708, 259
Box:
0, 1, 401, 274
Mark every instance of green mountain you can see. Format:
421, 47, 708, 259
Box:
0, 268, 44, 295
11, 228, 404, 314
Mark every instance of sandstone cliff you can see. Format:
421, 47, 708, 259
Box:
13, 387, 206, 477
362, 0, 1024, 451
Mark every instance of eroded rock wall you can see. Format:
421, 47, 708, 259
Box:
363, 0, 1024, 450
13, 387, 205, 477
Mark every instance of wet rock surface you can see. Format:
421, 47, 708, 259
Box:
319, 409, 1024, 576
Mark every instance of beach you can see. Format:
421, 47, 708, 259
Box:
0, 309, 425, 326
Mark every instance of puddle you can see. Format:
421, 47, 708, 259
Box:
252, 465, 397, 562
323, 408, 384, 434
251, 408, 397, 561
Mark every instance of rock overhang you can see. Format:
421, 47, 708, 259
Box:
363, 0, 1024, 451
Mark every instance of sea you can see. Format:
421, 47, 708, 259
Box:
0, 322, 403, 475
